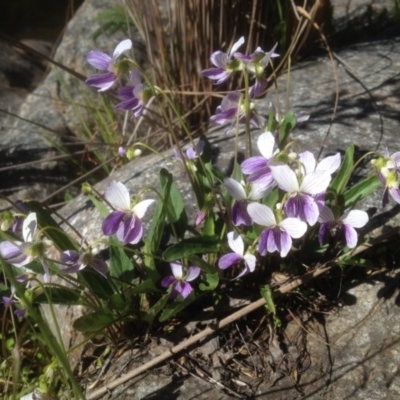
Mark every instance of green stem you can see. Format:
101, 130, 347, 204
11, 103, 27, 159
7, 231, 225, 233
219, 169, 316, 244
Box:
2, 260, 85, 399
243, 70, 252, 158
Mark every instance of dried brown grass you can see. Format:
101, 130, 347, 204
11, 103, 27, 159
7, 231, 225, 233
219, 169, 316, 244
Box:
124, 0, 332, 143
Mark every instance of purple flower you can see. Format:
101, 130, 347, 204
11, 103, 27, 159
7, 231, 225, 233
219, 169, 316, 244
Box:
3, 296, 26, 319
270, 164, 331, 226
0, 213, 51, 282
234, 43, 279, 97
318, 206, 368, 249
60, 249, 108, 278
247, 203, 307, 257
161, 262, 201, 299
372, 147, 400, 207
224, 178, 270, 226
102, 180, 155, 245
210, 91, 265, 134
115, 69, 151, 117
201, 37, 245, 84
241, 131, 277, 190
219, 232, 256, 278
85, 39, 132, 92
173, 140, 205, 166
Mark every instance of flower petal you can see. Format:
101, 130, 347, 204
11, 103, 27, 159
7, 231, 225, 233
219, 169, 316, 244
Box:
257, 131, 275, 159
23, 213, 37, 243
300, 171, 331, 195
85, 72, 117, 92
218, 253, 242, 269
277, 230, 292, 257
227, 231, 244, 256
243, 254, 256, 272
86, 50, 111, 70
170, 262, 183, 279
270, 164, 299, 193
241, 156, 267, 175
161, 275, 175, 288
133, 199, 156, 219
224, 178, 246, 200
177, 282, 193, 299
232, 202, 252, 226
60, 250, 80, 265
248, 183, 272, 200
318, 205, 335, 223
341, 210, 369, 228
318, 223, 329, 246
230, 36, 245, 56
343, 224, 358, 248
185, 266, 201, 282
118, 216, 143, 244
279, 218, 307, 239
0, 241, 23, 260
102, 211, 125, 236
317, 153, 341, 175
247, 203, 276, 227
298, 151, 316, 175
105, 180, 131, 210
112, 39, 132, 60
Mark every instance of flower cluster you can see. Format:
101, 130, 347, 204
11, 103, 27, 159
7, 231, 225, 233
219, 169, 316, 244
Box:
85, 39, 152, 117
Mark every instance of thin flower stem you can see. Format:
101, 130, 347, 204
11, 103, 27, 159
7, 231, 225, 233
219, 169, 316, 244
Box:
243, 70, 252, 158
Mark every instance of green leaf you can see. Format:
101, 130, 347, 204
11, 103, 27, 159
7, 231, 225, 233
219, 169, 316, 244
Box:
129, 278, 161, 294
342, 175, 381, 209
163, 235, 220, 262
199, 272, 219, 291
159, 168, 188, 238
159, 292, 195, 322
143, 293, 170, 324
25, 201, 79, 252
279, 111, 296, 149
262, 186, 280, 209
260, 284, 276, 314
109, 237, 135, 285
73, 309, 115, 332
34, 287, 81, 305
87, 193, 109, 218
143, 168, 169, 275
80, 269, 114, 300
188, 255, 219, 274
330, 145, 354, 195
267, 106, 277, 133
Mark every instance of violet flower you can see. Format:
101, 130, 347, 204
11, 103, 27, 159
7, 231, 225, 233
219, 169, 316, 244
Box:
247, 203, 307, 257
318, 206, 369, 249
234, 43, 279, 97
201, 36, 245, 84
60, 249, 108, 278
173, 140, 205, 167
116, 69, 152, 117
102, 180, 155, 245
161, 262, 201, 299
218, 232, 256, 278
224, 178, 270, 226
241, 131, 277, 191
2, 295, 26, 319
270, 164, 331, 226
210, 91, 265, 134
85, 39, 132, 91
371, 147, 400, 207
0, 213, 51, 282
